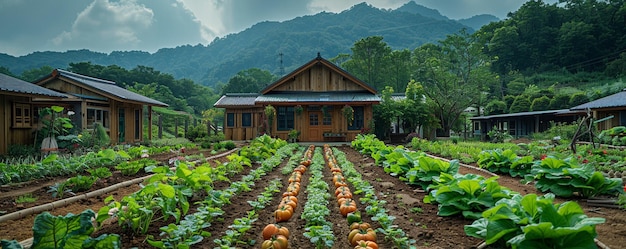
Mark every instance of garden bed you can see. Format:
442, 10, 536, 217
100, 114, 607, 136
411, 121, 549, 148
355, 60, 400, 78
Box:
0, 144, 624, 249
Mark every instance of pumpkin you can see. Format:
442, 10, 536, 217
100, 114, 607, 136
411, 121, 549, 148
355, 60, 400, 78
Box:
262, 224, 290, 240
334, 180, 348, 188
350, 222, 371, 230
301, 159, 312, 167
275, 206, 293, 222
260, 234, 289, 249
335, 186, 350, 196
332, 174, 345, 184
339, 199, 358, 216
336, 191, 353, 200
354, 240, 378, 249
280, 197, 298, 210
294, 165, 307, 174
348, 228, 377, 246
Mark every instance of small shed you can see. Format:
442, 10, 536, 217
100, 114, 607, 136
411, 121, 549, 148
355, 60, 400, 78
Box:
471, 109, 580, 140
34, 69, 168, 144
215, 54, 380, 142
0, 73, 67, 154
570, 89, 626, 130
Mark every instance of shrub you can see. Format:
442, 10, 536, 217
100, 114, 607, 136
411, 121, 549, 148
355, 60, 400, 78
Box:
487, 127, 512, 143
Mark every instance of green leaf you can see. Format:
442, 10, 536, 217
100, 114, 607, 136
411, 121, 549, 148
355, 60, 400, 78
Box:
31, 210, 96, 249
82, 234, 122, 249
0, 240, 23, 249
158, 183, 175, 198
51, 106, 64, 113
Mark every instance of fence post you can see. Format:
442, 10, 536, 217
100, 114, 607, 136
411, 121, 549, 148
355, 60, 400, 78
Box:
158, 114, 163, 139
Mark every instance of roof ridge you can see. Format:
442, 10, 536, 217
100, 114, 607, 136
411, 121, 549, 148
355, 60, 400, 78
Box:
56, 69, 116, 85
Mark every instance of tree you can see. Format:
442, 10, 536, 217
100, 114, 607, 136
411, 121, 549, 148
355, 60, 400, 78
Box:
485, 100, 508, 115
509, 96, 531, 113
531, 95, 551, 111
341, 36, 392, 90
550, 94, 571, 109
412, 30, 497, 136
20, 66, 55, 82
220, 68, 276, 95
400, 80, 434, 133
569, 92, 590, 107
373, 86, 401, 138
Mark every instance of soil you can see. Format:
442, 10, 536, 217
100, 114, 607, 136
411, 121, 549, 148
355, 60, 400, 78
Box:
0, 144, 624, 249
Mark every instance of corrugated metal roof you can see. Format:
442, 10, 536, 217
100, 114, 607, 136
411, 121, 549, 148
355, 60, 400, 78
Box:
56, 69, 168, 107
255, 92, 381, 103
0, 73, 67, 98
471, 109, 571, 120
570, 90, 626, 110
213, 93, 259, 107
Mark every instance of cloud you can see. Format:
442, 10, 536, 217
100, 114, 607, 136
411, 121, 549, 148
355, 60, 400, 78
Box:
52, 0, 154, 52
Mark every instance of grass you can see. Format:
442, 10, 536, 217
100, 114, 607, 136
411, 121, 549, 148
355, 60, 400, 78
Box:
15, 193, 38, 204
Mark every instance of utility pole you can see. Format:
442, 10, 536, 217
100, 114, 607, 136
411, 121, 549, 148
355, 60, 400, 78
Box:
279, 52, 285, 76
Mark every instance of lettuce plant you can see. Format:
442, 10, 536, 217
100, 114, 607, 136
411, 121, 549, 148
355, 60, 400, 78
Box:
465, 193, 605, 249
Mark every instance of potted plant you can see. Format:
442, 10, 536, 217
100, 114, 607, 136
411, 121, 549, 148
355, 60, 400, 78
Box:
288, 129, 300, 143
342, 105, 354, 126
39, 106, 74, 153
295, 105, 304, 116
264, 105, 276, 135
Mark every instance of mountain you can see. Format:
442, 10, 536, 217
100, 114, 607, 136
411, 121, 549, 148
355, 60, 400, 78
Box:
0, 2, 474, 87
458, 14, 500, 30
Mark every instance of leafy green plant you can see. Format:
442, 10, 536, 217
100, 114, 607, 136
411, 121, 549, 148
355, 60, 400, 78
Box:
524, 157, 624, 198
465, 193, 605, 248
0, 210, 121, 249
115, 158, 156, 176
424, 173, 518, 219
403, 156, 460, 190
15, 193, 37, 204
87, 167, 112, 178
303, 225, 335, 249
65, 175, 97, 192
477, 149, 534, 177
47, 182, 72, 198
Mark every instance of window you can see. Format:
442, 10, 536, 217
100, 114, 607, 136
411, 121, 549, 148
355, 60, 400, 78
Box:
134, 109, 141, 140
309, 113, 319, 126
347, 106, 364, 131
322, 114, 332, 125
86, 108, 110, 128
226, 113, 235, 127
277, 106, 294, 131
13, 103, 32, 128
242, 113, 252, 127
119, 108, 125, 142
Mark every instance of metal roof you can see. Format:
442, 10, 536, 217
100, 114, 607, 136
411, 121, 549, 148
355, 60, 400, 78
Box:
471, 109, 572, 120
0, 73, 67, 98
213, 93, 260, 107
54, 69, 168, 107
570, 89, 626, 110
255, 92, 381, 103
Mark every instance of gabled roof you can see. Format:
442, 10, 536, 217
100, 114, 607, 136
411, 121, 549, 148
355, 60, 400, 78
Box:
471, 109, 575, 120
571, 89, 626, 110
36, 69, 168, 107
255, 91, 380, 104
260, 53, 377, 95
213, 93, 260, 108
0, 73, 67, 98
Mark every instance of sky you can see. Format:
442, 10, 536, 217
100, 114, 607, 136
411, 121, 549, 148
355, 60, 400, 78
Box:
0, 0, 557, 57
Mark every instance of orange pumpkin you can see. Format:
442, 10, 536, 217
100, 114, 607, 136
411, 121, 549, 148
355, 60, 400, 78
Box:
301, 159, 311, 167
334, 181, 348, 188
354, 240, 378, 249
275, 206, 293, 222
350, 222, 371, 230
261, 234, 289, 249
262, 224, 290, 240
348, 228, 377, 246
336, 191, 353, 200
339, 199, 358, 216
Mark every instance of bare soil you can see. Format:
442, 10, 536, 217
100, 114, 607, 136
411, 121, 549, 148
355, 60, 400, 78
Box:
0, 145, 624, 249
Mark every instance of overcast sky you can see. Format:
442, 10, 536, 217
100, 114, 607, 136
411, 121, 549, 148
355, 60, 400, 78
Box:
0, 0, 557, 57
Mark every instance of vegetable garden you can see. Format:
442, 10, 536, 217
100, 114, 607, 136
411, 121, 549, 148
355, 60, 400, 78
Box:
0, 134, 625, 248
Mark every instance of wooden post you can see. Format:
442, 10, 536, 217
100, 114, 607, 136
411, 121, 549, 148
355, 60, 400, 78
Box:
184, 118, 189, 137
158, 114, 163, 139
148, 106, 153, 141
175, 118, 179, 137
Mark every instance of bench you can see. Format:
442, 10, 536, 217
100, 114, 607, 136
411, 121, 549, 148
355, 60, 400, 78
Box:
323, 132, 346, 142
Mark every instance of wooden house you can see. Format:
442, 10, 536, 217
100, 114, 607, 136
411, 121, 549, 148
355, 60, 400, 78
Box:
34, 69, 168, 144
0, 73, 67, 154
570, 89, 626, 130
471, 109, 580, 140
214, 54, 380, 142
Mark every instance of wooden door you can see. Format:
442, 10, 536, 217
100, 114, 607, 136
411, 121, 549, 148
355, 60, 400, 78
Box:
307, 111, 331, 141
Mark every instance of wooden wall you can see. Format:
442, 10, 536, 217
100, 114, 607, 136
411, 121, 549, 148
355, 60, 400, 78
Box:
224, 108, 263, 141
0, 94, 35, 154
272, 65, 365, 92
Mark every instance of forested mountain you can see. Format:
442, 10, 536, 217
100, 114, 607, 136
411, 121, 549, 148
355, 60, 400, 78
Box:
0, 2, 474, 87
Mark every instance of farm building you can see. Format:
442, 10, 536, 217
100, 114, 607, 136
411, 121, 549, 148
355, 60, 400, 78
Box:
570, 89, 626, 130
214, 54, 380, 142
470, 109, 581, 140
34, 69, 168, 145
0, 73, 68, 154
